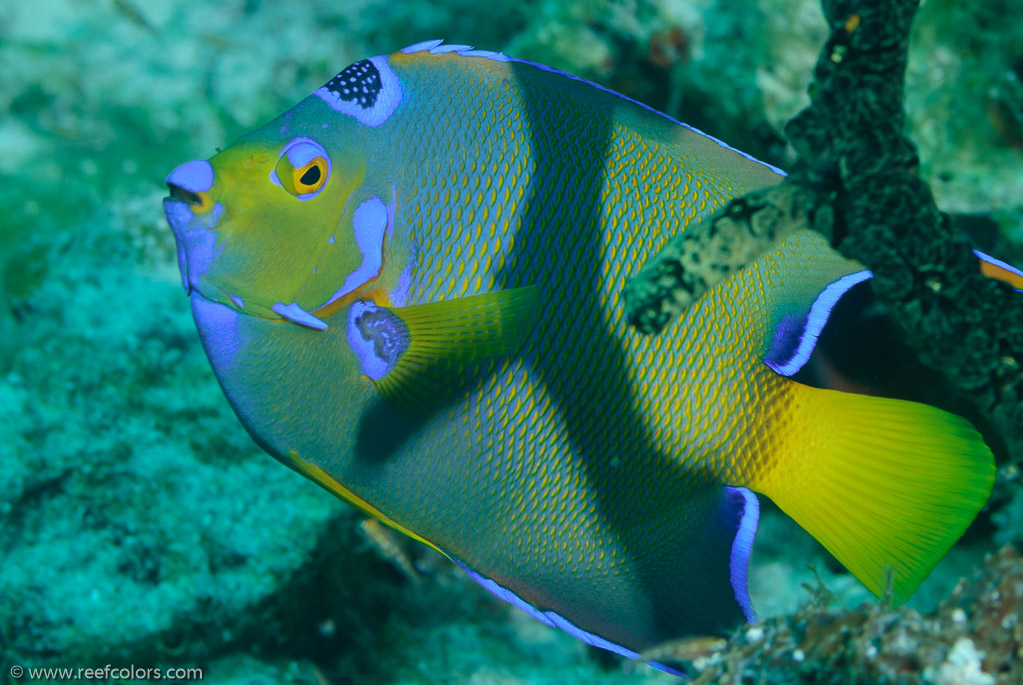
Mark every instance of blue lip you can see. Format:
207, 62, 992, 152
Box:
163, 197, 194, 293
162, 197, 224, 296
166, 159, 214, 193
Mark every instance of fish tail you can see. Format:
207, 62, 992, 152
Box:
749, 382, 995, 601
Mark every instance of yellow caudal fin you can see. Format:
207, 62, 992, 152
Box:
750, 382, 995, 601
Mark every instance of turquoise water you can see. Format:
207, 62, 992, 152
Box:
1, 0, 1020, 682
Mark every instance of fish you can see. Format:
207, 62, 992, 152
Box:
358, 517, 422, 589
163, 40, 1004, 676
634, 635, 728, 667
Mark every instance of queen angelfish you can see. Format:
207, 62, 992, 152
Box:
163, 40, 1008, 675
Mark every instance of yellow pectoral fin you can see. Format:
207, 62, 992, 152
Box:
346, 286, 540, 408
285, 450, 444, 554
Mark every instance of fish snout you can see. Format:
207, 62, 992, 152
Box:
164, 160, 220, 294
166, 159, 214, 216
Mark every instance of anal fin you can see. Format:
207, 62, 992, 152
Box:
449, 483, 759, 677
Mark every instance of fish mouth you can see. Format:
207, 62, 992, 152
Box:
166, 158, 215, 214
167, 184, 203, 207
162, 196, 214, 239
166, 182, 213, 215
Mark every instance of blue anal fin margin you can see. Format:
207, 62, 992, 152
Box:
452, 559, 689, 678
764, 270, 873, 377
723, 486, 760, 624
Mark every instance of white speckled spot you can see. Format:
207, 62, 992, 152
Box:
314, 55, 402, 127
346, 301, 408, 380
347, 304, 388, 380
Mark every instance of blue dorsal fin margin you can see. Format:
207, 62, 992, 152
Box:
396, 39, 785, 178
400, 38, 510, 63
764, 270, 873, 377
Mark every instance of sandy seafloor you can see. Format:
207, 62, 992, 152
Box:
1, 0, 1022, 683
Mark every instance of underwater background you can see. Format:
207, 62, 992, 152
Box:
1, 0, 1022, 682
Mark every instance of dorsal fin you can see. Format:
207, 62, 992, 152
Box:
744, 231, 870, 377
399, 39, 510, 62
395, 39, 784, 177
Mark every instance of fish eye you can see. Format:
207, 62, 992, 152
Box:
299, 164, 321, 186
293, 158, 326, 193
271, 138, 331, 199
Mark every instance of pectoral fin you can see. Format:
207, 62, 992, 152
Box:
345, 286, 540, 407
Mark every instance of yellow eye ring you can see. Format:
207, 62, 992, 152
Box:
273, 138, 331, 199
292, 158, 327, 194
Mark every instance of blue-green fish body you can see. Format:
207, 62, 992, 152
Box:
164, 41, 997, 672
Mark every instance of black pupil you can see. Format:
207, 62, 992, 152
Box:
300, 164, 321, 186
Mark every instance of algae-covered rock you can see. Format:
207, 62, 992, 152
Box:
685, 545, 1022, 684
0, 222, 349, 666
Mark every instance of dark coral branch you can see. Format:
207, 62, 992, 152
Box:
623, 183, 822, 334
625, 0, 1023, 458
